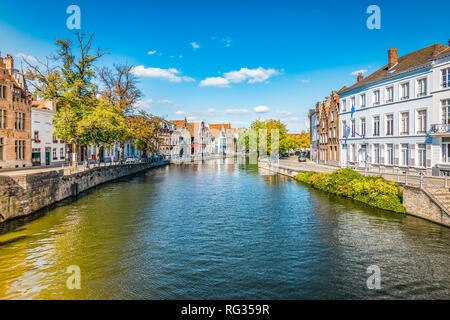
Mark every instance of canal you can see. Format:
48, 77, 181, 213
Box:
0, 159, 449, 299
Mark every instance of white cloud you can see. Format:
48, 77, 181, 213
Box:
175, 110, 186, 115
132, 65, 195, 82
190, 42, 200, 50
148, 50, 157, 55
225, 108, 250, 115
299, 79, 310, 83
199, 67, 280, 88
199, 77, 230, 88
276, 110, 293, 117
351, 69, 368, 76
224, 67, 280, 84
187, 116, 198, 121
254, 105, 270, 113
15, 53, 37, 63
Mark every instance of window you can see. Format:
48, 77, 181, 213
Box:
418, 144, 426, 168
0, 86, 5, 99
401, 144, 409, 166
374, 144, 380, 164
417, 78, 427, 96
342, 120, 347, 137
53, 148, 57, 160
352, 144, 357, 162
386, 87, 394, 103
361, 118, 366, 137
386, 114, 394, 136
373, 90, 380, 105
442, 139, 450, 163
442, 99, 450, 124
351, 96, 355, 108
351, 120, 355, 137
417, 110, 427, 134
33, 131, 39, 141
373, 116, 380, 136
0, 109, 6, 129
401, 112, 409, 135
360, 94, 366, 108
387, 144, 394, 165
15, 140, 25, 160
60, 148, 64, 159
0, 138, 3, 161
331, 111, 334, 122
341, 100, 347, 112
15, 112, 25, 130
401, 82, 410, 100
442, 68, 450, 88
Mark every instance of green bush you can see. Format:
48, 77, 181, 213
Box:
295, 169, 406, 213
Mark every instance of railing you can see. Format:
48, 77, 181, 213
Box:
430, 124, 450, 134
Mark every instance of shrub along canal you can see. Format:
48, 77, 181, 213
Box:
0, 158, 449, 299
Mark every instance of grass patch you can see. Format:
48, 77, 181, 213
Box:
295, 168, 406, 213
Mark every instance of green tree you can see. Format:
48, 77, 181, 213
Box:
27, 32, 105, 167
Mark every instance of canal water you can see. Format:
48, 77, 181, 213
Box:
0, 159, 449, 299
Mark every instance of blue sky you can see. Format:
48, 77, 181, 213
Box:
1, 0, 449, 132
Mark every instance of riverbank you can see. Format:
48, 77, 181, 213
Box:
0, 160, 168, 223
259, 159, 450, 227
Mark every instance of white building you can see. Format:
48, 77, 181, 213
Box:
339, 43, 450, 176
31, 101, 66, 166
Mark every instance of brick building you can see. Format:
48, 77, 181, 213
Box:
316, 91, 340, 166
0, 54, 32, 169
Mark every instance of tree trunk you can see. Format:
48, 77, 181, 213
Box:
96, 145, 101, 167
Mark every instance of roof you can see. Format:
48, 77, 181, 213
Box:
340, 43, 450, 95
209, 123, 231, 138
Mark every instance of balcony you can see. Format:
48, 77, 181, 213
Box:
431, 124, 450, 136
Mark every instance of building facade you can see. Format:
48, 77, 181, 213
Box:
0, 54, 32, 169
308, 109, 318, 162
315, 91, 340, 166
31, 100, 66, 166
339, 43, 450, 176
209, 123, 234, 155
158, 119, 176, 156
170, 118, 192, 158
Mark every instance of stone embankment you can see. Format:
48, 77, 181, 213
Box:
170, 154, 237, 164
259, 160, 450, 227
0, 161, 168, 223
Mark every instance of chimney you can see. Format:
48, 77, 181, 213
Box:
357, 72, 364, 82
388, 47, 398, 69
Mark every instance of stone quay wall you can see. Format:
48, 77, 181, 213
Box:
0, 161, 168, 223
258, 160, 450, 227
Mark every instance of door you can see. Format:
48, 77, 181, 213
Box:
342, 144, 348, 167
45, 150, 50, 166
359, 144, 367, 167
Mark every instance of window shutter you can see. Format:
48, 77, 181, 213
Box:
394, 144, 399, 165
380, 144, 385, 164
409, 143, 415, 167
426, 144, 432, 168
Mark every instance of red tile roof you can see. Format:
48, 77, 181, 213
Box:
340, 43, 450, 95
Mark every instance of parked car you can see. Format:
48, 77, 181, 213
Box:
298, 152, 307, 162
279, 153, 289, 159
294, 151, 301, 156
